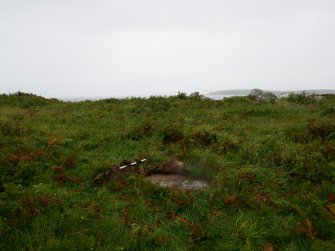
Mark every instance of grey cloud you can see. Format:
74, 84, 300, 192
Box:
1, 0, 334, 98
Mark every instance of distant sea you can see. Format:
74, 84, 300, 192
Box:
61, 94, 242, 102
61, 96, 132, 102
205, 94, 242, 100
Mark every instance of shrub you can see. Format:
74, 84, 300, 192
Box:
223, 96, 252, 104
177, 92, 187, 99
287, 91, 315, 105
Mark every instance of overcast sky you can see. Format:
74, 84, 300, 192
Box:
1, 0, 335, 98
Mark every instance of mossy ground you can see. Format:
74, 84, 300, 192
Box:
1, 92, 335, 250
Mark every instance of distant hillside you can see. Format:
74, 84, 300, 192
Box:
0, 91, 61, 107
208, 89, 335, 96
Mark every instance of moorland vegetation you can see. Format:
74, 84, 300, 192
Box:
0, 92, 335, 250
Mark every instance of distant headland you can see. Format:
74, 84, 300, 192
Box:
208, 89, 335, 96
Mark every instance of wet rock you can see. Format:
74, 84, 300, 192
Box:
145, 174, 208, 190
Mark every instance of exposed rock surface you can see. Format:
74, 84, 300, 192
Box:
145, 174, 208, 190
199, 95, 214, 101
93, 158, 209, 190
249, 88, 278, 102
249, 88, 264, 97
258, 92, 278, 102
189, 92, 200, 97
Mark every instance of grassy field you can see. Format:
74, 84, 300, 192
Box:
1, 92, 335, 250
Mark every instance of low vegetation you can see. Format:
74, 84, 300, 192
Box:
1, 92, 335, 250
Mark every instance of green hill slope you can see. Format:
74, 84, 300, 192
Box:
1, 93, 335, 250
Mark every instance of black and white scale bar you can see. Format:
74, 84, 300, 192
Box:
119, 159, 147, 169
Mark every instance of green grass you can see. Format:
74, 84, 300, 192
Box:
1, 92, 335, 250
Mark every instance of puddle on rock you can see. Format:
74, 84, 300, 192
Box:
145, 174, 208, 190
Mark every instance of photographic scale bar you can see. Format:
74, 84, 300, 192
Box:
119, 159, 147, 169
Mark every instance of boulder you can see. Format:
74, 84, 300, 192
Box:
249, 89, 264, 98
199, 95, 214, 101
258, 92, 278, 102
189, 92, 200, 98
249, 89, 277, 102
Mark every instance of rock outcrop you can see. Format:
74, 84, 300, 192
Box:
189, 92, 200, 98
145, 174, 208, 190
249, 88, 264, 98
188, 92, 214, 100
249, 89, 278, 102
92, 157, 209, 190
199, 95, 213, 101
